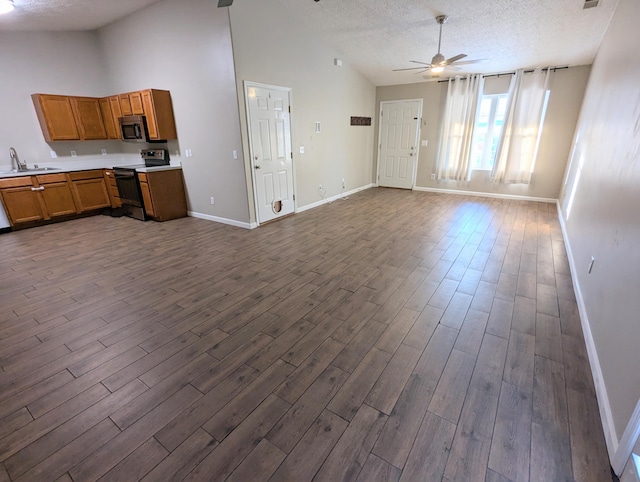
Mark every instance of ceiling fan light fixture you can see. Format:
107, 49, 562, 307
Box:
431, 65, 445, 74
0, 0, 15, 14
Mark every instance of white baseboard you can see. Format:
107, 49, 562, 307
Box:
188, 211, 257, 229
296, 184, 376, 214
413, 186, 557, 203
555, 201, 640, 475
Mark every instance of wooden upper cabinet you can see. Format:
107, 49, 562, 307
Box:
99, 98, 119, 140
109, 96, 122, 120
32, 89, 177, 142
120, 94, 133, 116
140, 89, 177, 141
129, 92, 145, 115
31, 94, 81, 142
71, 97, 108, 140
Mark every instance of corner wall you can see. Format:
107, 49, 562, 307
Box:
376, 65, 590, 200
558, 0, 640, 473
228, 0, 376, 217
98, 0, 250, 224
0, 31, 118, 168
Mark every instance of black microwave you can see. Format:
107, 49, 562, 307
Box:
119, 115, 164, 143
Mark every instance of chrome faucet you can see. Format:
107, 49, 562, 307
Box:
9, 147, 27, 172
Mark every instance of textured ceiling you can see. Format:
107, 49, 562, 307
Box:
275, 0, 620, 85
0, 0, 162, 31
0, 0, 620, 86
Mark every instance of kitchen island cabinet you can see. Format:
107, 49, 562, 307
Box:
138, 169, 187, 221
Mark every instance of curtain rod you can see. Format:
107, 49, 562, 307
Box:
437, 65, 569, 83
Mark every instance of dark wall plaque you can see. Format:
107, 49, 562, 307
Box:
350, 116, 372, 126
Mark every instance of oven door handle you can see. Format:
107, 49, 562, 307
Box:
135, 124, 142, 139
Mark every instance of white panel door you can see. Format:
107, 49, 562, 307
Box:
246, 84, 294, 224
378, 100, 422, 189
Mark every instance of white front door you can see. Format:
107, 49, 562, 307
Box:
377, 100, 422, 189
245, 82, 294, 224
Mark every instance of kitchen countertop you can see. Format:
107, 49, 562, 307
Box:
0, 160, 182, 179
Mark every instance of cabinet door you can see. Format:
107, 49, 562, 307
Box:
72, 97, 108, 140
103, 170, 122, 208
71, 178, 111, 212
31, 94, 80, 141
141, 90, 159, 140
41, 182, 78, 217
139, 181, 156, 217
110, 96, 123, 120
120, 94, 133, 116
0, 187, 45, 225
130, 92, 145, 115
99, 98, 119, 140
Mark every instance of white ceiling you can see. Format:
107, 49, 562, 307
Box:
0, 0, 620, 86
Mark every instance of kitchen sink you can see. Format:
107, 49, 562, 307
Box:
0, 167, 61, 174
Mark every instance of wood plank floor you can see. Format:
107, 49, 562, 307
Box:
0, 188, 612, 481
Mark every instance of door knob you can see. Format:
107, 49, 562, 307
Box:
255, 165, 261, 169
254, 156, 258, 160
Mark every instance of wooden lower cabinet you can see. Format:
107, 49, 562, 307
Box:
37, 173, 77, 218
138, 169, 187, 222
69, 170, 111, 213
103, 170, 122, 208
0, 177, 46, 225
0, 173, 78, 226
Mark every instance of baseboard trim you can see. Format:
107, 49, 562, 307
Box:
614, 400, 640, 475
555, 201, 637, 475
296, 184, 375, 214
188, 211, 257, 230
413, 186, 557, 203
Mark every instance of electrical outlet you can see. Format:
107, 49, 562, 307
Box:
232, 150, 238, 160
431, 174, 436, 180
70, 150, 77, 157
50, 150, 57, 159
342, 178, 346, 188
101, 149, 107, 155
210, 196, 215, 205
319, 184, 323, 190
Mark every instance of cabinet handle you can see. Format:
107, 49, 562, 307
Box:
31, 187, 45, 191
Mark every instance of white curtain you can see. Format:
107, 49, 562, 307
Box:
492, 68, 550, 184
436, 74, 484, 181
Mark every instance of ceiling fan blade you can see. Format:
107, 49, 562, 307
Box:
451, 59, 487, 66
218, 0, 233, 7
445, 54, 467, 64
393, 66, 432, 72
409, 60, 431, 66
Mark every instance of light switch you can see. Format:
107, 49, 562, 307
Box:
233, 150, 238, 160
421, 140, 429, 147
299, 146, 305, 154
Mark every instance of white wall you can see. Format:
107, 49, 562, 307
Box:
0, 31, 121, 169
228, 0, 376, 214
376, 65, 590, 200
559, 0, 640, 473
98, 0, 250, 224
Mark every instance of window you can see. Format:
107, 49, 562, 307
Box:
470, 94, 508, 170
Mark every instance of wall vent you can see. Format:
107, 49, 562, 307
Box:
584, 0, 600, 9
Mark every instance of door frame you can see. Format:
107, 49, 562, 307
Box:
244, 81, 296, 226
376, 99, 423, 189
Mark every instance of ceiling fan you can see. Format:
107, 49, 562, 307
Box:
394, 15, 483, 76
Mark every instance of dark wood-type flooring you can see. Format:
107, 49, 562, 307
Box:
0, 188, 612, 481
